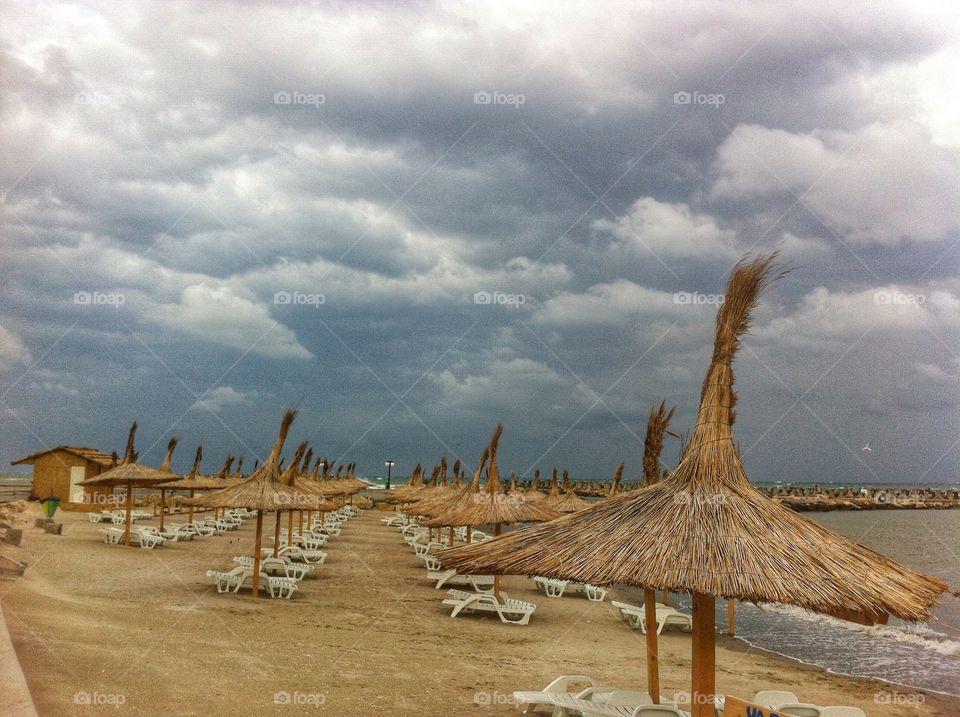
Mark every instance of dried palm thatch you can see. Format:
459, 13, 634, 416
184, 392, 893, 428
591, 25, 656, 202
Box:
426, 424, 559, 528
409, 448, 489, 520
188, 410, 304, 511
543, 470, 592, 513
79, 424, 179, 488
441, 255, 949, 624
79, 424, 181, 545
383, 463, 424, 502
524, 469, 547, 501
644, 401, 676, 486
605, 462, 625, 499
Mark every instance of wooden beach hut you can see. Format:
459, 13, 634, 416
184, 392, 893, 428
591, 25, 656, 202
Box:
11, 445, 114, 510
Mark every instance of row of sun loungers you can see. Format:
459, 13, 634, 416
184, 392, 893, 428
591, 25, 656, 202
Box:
513, 676, 868, 717
532, 576, 608, 602
206, 506, 359, 598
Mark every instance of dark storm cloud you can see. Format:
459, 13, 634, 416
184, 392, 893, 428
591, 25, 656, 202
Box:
1, 0, 958, 484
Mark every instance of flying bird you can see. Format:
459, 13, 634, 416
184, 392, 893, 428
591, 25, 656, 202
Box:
862, 442, 872, 452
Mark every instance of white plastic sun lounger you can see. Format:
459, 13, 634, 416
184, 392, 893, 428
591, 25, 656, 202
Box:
533, 576, 608, 601
413, 540, 445, 557
611, 601, 691, 634
442, 589, 536, 625
512, 674, 598, 716
261, 546, 327, 565
513, 693, 678, 717
753, 691, 799, 708
427, 569, 495, 591
819, 708, 867, 717
98, 527, 125, 544
206, 567, 299, 598
233, 556, 313, 580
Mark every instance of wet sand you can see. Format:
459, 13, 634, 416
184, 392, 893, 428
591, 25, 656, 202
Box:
2, 504, 957, 716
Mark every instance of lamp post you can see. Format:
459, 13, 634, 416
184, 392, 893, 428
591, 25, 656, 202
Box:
384, 460, 395, 489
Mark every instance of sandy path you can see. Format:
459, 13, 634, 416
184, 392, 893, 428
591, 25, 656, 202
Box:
2, 506, 957, 716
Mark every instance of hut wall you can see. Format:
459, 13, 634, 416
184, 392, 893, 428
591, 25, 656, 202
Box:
30, 451, 108, 511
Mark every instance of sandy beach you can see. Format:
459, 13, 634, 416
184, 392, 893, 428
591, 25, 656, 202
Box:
0, 504, 954, 717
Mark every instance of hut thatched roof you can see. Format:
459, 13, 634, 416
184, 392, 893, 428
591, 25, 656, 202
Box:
79, 425, 179, 487
188, 410, 307, 511
441, 256, 950, 623
426, 425, 559, 528
644, 401, 676, 486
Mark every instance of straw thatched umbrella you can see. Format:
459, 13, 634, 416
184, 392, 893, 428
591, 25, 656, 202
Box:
524, 469, 547, 502
429, 425, 559, 599
544, 470, 592, 513
157, 445, 217, 524
151, 437, 184, 530
412, 448, 489, 546
383, 463, 425, 503
606, 462, 625, 499
79, 424, 179, 546
188, 409, 307, 598
441, 255, 951, 716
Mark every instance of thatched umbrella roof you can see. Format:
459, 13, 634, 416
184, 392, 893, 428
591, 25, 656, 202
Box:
441, 255, 949, 623
79, 424, 179, 488
543, 470, 592, 513
188, 410, 305, 511
408, 448, 489, 519
382, 463, 425, 503
524, 469, 547, 502
426, 425, 559, 528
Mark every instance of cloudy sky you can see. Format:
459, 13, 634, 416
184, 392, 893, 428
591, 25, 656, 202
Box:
2, 1, 958, 485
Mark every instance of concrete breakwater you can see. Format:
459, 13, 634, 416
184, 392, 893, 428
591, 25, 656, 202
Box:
516, 480, 960, 511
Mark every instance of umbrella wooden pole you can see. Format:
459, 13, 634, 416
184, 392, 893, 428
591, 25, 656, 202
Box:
448, 526, 454, 547
188, 489, 194, 523
159, 489, 166, 531
690, 593, 716, 717
273, 511, 282, 558
661, 590, 670, 606
124, 484, 133, 546
252, 510, 264, 599
466, 526, 471, 544
288, 511, 294, 545
644, 589, 660, 703
728, 599, 735, 636
493, 523, 502, 601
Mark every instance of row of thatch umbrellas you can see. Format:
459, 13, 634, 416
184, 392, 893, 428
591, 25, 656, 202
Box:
433, 255, 952, 716
78, 412, 370, 597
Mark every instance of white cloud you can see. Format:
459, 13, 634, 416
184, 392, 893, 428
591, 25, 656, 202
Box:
532, 279, 689, 328
152, 284, 313, 360
711, 122, 960, 245
757, 284, 960, 345
592, 197, 738, 259
193, 385, 252, 412
0, 325, 32, 372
